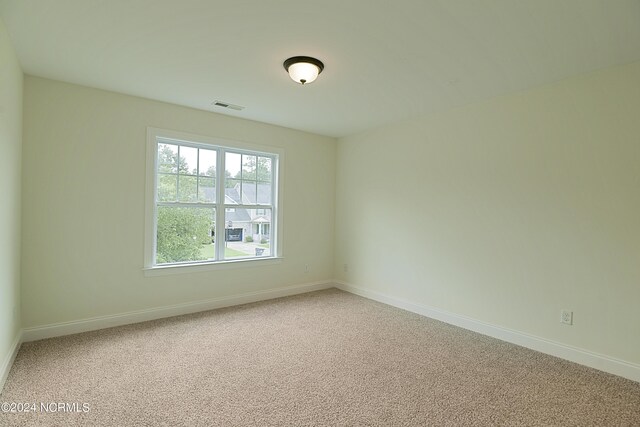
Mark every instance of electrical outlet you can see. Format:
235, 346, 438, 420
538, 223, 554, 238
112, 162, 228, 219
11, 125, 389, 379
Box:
343, 263, 348, 273
560, 309, 573, 325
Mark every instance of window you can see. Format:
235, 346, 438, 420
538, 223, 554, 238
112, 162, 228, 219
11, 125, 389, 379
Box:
145, 128, 280, 270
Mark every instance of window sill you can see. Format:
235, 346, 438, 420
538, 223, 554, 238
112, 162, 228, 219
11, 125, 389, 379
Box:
143, 257, 282, 277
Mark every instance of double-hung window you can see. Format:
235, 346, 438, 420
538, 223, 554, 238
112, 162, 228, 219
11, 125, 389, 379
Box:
145, 128, 280, 270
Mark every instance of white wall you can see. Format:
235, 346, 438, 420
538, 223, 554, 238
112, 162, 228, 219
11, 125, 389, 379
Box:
21, 76, 336, 328
335, 61, 640, 365
0, 17, 22, 385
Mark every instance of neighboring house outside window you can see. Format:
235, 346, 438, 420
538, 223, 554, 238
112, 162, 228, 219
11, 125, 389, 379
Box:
144, 128, 281, 272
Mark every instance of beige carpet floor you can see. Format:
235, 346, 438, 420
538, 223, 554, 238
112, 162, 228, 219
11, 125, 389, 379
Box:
1, 288, 639, 426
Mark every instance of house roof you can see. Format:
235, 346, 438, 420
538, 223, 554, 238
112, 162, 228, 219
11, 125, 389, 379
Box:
199, 186, 265, 223
224, 187, 251, 222
238, 183, 271, 205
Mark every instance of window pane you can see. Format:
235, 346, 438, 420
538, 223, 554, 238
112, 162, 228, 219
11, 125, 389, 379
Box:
257, 157, 272, 182
180, 146, 198, 175
158, 143, 178, 173
156, 207, 215, 264
241, 181, 257, 204
242, 155, 257, 180
178, 175, 197, 202
158, 173, 177, 202
226, 152, 241, 180
257, 182, 271, 204
252, 208, 272, 256
225, 179, 241, 205
199, 149, 216, 177
198, 177, 216, 203
223, 207, 271, 259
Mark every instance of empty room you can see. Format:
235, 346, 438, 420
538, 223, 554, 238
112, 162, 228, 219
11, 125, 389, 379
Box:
1, 0, 639, 425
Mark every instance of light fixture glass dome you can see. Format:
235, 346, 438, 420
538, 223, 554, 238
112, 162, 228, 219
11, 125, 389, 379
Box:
283, 56, 324, 85
288, 62, 320, 84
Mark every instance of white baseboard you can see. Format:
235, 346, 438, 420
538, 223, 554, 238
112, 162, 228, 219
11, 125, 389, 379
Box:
0, 331, 22, 394
15, 280, 640, 385
22, 281, 333, 342
335, 281, 640, 384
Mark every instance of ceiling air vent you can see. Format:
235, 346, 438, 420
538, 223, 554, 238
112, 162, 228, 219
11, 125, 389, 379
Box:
212, 100, 245, 111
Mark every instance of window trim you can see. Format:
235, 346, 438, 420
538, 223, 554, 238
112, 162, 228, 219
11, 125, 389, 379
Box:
144, 127, 284, 274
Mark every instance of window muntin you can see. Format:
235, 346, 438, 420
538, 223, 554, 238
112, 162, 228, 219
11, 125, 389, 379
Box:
152, 136, 278, 267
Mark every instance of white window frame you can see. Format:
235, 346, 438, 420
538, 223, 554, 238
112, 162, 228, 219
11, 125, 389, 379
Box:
144, 128, 283, 275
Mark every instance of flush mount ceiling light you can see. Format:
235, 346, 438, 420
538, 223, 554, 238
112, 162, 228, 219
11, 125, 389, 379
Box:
283, 56, 324, 85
